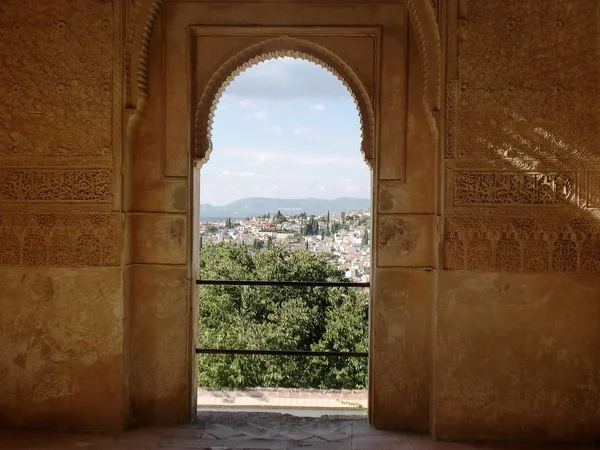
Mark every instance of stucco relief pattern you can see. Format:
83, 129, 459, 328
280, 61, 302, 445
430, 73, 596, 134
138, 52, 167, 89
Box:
445, 216, 600, 273
444, 0, 600, 272
0, 0, 113, 157
0, 0, 121, 267
0, 169, 113, 202
451, 171, 575, 206
0, 213, 120, 266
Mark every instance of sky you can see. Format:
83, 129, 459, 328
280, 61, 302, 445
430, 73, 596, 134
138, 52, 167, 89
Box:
200, 57, 371, 206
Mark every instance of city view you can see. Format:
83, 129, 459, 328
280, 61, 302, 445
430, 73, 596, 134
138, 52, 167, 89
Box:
197, 56, 371, 398
200, 202, 371, 282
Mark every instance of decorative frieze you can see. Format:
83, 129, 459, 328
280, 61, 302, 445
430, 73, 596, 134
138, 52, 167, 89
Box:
0, 169, 113, 202
0, 213, 120, 266
587, 172, 600, 208
451, 171, 576, 206
444, 216, 600, 273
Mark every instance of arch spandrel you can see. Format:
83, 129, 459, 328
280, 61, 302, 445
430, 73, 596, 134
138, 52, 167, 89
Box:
193, 37, 375, 168
126, 0, 442, 120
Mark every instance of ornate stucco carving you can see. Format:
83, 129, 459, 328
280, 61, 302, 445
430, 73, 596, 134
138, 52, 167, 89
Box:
445, 216, 600, 273
0, 213, 120, 266
193, 38, 375, 167
405, 0, 442, 111
443, 0, 600, 273
0, 0, 122, 267
0, 169, 113, 202
450, 171, 576, 206
0, 0, 113, 157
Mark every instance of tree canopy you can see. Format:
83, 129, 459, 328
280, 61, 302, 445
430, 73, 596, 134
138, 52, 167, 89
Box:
197, 242, 369, 389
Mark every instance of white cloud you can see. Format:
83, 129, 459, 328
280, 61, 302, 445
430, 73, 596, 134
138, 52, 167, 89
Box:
334, 141, 357, 148
223, 57, 351, 100
239, 99, 258, 109
217, 148, 367, 168
346, 186, 358, 192
310, 104, 326, 111
221, 171, 257, 178
245, 108, 268, 120
293, 126, 311, 135
269, 125, 283, 133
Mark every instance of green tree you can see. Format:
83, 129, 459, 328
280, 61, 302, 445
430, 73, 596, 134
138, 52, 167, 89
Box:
303, 216, 320, 236
205, 223, 217, 234
361, 229, 369, 246
197, 242, 368, 389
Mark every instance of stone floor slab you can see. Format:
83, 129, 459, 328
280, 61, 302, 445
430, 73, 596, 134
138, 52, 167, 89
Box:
0, 413, 598, 450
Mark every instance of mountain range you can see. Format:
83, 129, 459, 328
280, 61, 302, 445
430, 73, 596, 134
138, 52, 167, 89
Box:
200, 197, 370, 220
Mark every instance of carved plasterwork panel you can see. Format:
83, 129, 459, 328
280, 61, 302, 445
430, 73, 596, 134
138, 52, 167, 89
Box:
447, 170, 576, 207
0, 0, 122, 266
445, 216, 600, 274
0, 169, 113, 203
0, 213, 120, 266
444, 0, 600, 273
0, 0, 114, 157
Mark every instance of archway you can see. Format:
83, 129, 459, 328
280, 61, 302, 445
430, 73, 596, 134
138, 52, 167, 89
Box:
126, 3, 440, 432
194, 54, 373, 409
193, 40, 375, 168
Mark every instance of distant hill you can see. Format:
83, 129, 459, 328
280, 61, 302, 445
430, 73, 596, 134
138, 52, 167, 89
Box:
200, 197, 370, 220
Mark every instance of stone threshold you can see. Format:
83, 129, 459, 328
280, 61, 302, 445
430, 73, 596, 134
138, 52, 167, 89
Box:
197, 387, 368, 410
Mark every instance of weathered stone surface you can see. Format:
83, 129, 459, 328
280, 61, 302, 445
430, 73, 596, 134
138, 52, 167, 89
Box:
1, 0, 599, 441
130, 265, 190, 425
370, 268, 432, 431
435, 271, 600, 441
377, 215, 435, 267
130, 213, 187, 265
0, 267, 126, 430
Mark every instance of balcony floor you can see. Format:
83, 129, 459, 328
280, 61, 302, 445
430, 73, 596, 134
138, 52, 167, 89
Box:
0, 412, 596, 450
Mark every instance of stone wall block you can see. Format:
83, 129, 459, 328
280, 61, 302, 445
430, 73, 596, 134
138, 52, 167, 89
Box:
130, 265, 190, 425
370, 268, 432, 431
0, 267, 126, 431
434, 271, 600, 442
131, 213, 187, 265
377, 214, 435, 267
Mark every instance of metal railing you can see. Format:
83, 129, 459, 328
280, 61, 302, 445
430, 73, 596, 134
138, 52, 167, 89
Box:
195, 279, 370, 358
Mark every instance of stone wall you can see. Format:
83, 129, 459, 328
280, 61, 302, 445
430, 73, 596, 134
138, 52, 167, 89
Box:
436, 0, 600, 441
0, 0, 127, 430
1, 0, 599, 441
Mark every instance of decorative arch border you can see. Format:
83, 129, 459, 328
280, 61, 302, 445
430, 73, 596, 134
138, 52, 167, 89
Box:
125, 0, 442, 121
193, 37, 375, 167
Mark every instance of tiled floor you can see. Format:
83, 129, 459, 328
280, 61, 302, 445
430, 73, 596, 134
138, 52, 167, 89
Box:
0, 412, 596, 450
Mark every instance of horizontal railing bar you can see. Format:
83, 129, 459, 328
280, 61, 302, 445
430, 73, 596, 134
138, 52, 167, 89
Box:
196, 280, 370, 287
196, 348, 368, 357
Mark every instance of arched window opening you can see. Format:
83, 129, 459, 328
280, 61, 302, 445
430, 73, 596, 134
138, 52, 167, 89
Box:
196, 56, 372, 413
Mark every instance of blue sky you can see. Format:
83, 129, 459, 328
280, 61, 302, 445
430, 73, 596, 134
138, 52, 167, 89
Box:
200, 57, 371, 206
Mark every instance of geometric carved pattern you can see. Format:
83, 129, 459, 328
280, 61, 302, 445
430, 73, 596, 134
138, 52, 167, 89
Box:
0, 169, 113, 202
0, 0, 112, 157
444, 217, 600, 273
444, 0, 600, 273
588, 172, 600, 208
0, 213, 120, 266
453, 171, 576, 205
0, 1, 120, 268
